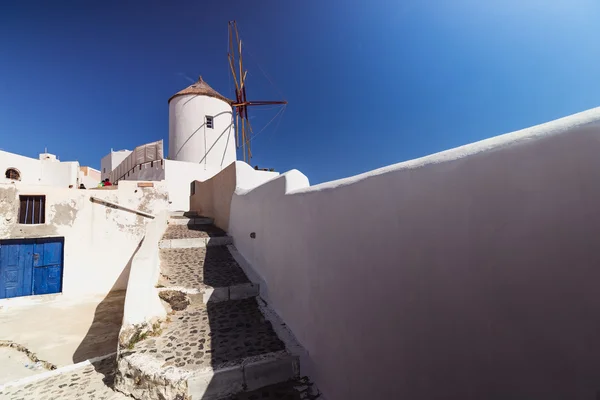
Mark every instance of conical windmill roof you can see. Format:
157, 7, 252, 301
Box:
168, 76, 232, 104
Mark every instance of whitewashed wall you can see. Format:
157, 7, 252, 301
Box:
229, 108, 600, 400
121, 209, 168, 327
101, 150, 132, 181
0, 181, 169, 300
0, 150, 79, 187
164, 159, 224, 211
168, 95, 236, 168
79, 167, 101, 189
190, 161, 278, 231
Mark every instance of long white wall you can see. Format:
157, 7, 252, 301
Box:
0, 150, 79, 187
229, 107, 600, 400
0, 181, 169, 300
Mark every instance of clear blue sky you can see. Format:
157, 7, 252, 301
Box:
1, 1, 600, 184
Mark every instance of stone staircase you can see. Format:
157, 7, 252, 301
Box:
115, 212, 304, 400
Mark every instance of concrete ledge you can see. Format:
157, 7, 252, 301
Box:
243, 354, 300, 391
186, 352, 299, 400
159, 236, 233, 249
117, 350, 298, 400
168, 217, 214, 225
206, 236, 233, 246
160, 284, 259, 304
229, 283, 259, 300
188, 365, 244, 400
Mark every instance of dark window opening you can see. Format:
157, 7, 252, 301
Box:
206, 116, 214, 129
150, 161, 154, 167
103, 168, 106, 173
19, 195, 46, 224
191, 182, 196, 195
5, 168, 20, 181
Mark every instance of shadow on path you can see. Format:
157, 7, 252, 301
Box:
72, 243, 140, 364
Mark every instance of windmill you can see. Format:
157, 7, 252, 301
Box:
227, 20, 287, 163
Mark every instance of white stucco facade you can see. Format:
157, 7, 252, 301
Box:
168, 94, 236, 169
79, 166, 101, 188
0, 150, 80, 188
0, 181, 169, 301
101, 149, 132, 181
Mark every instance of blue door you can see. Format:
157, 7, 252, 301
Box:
0, 240, 34, 299
0, 237, 64, 299
33, 238, 64, 295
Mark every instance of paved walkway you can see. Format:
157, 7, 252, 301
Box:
0, 291, 125, 368
0, 356, 315, 400
116, 217, 301, 399
0, 355, 127, 400
162, 224, 227, 240
159, 247, 250, 289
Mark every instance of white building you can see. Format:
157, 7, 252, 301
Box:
0, 150, 80, 188
101, 77, 238, 211
79, 166, 101, 188
101, 149, 132, 181
168, 76, 236, 167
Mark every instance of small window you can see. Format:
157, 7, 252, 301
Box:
19, 195, 46, 224
103, 168, 106, 173
5, 168, 20, 181
206, 116, 214, 129
190, 181, 196, 195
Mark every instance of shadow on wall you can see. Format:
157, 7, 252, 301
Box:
72, 241, 141, 364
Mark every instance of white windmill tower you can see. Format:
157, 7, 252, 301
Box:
168, 21, 287, 169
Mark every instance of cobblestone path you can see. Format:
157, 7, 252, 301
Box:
116, 217, 302, 399
0, 355, 126, 400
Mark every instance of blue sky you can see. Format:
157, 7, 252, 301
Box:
1, 0, 600, 184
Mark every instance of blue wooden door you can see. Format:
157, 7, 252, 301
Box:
0, 237, 63, 299
33, 238, 64, 295
0, 240, 34, 299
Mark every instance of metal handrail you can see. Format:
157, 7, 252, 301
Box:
89, 196, 155, 219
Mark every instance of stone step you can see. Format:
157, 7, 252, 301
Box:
168, 216, 214, 225
225, 376, 321, 400
159, 224, 232, 249
115, 297, 299, 400
158, 247, 258, 303
169, 211, 200, 217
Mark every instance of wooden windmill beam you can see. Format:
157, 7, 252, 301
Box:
227, 20, 287, 163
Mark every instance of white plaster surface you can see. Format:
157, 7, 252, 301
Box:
164, 159, 223, 211
0, 150, 80, 188
0, 180, 169, 298
228, 107, 600, 399
0, 292, 124, 367
190, 161, 278, 231
121, 210, 168, 326
168, 94, 236, 168
101, 150, 131, 181
79, 166, 101, 188
0, 347, 43, 384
